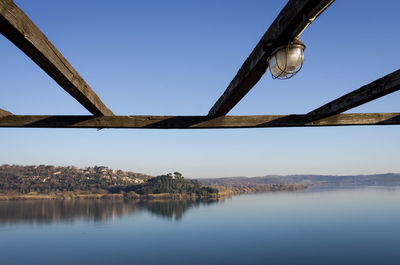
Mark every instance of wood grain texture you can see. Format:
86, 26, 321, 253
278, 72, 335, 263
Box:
0, 113, 398, 128
0, 108, 13, 117
308, 70, 400, 117
0, 0, 113, 116
208, 0, 334, 117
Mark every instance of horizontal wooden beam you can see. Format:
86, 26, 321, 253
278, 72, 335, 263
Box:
0, 0, 114, 116
208, 0, 334, 117
0, 113, 398, 129
0, 108, 13, 117
309, 69, 400, 117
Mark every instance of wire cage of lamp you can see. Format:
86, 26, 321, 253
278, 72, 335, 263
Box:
268, 39, 306, 80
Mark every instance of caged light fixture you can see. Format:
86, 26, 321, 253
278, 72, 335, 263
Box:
268, 38, 306, 80
266, 0, 335, 80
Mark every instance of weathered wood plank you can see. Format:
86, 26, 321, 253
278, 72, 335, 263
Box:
308, 70, 400, 117
208, 0, 334, 117
0, 0, 114, 116
0, 113, 398, 128
0, 108, 13, 117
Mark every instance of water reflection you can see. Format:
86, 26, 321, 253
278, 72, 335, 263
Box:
141, 199, 219, 220
0, 199, 221, 225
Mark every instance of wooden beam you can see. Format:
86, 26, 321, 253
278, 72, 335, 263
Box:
0, 0, 114, 116
0, 108, 13, 117
0, 113, 398, 128
308, 70, 400, 118
208, 0, 334, 117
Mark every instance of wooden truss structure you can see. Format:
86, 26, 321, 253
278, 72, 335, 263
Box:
0, 0, 399, 129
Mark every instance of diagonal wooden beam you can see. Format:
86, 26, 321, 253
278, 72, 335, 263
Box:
0, 0, 114, 116
0, 113, 398, 128
0, 108, 13, 117
208, 0, 334, 117
308, 70, 400, 118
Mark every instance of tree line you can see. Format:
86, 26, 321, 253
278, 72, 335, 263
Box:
109, 173, 219, 196
0, 165, 218, 197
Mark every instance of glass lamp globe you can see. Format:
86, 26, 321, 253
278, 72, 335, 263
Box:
268, 40, 305, 79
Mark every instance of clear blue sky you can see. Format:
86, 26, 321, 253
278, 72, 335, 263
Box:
1, 0, 399, 178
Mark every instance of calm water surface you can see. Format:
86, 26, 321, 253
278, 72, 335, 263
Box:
1, 188, 400, 265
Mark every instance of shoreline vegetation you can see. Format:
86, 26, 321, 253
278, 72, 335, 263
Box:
0, 184, 307, 201
0, 165, 306, 201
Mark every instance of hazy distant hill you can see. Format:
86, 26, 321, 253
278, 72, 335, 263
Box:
199, 173, 400, 189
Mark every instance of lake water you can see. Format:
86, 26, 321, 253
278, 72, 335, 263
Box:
1, 187, 400, 265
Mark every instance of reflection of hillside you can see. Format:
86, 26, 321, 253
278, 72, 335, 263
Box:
140, 199, 220, 220
0, 199, 221, 225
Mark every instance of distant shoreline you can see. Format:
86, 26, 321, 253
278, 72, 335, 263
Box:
0, 183, 307, 201
0, 193, 219, 201
0, 164, 308, 201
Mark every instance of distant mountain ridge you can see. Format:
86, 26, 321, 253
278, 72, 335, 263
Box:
199, 173, 400, 189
